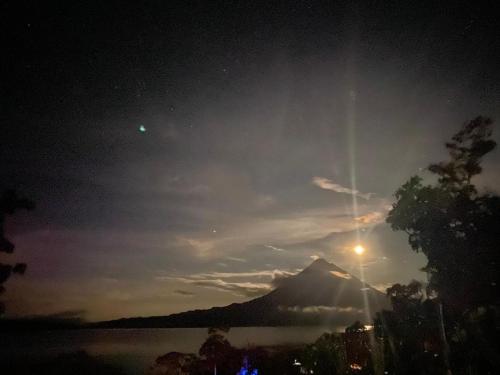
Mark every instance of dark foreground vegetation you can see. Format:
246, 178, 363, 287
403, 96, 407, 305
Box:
374, 117, 500, 374
2, 351, 126, 375
147, 325, 361, 375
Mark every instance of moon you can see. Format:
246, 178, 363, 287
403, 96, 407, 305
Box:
354, 245, 365, 255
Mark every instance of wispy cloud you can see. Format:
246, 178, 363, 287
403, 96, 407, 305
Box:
279, 305, 364, 314
25, 310, 87, 320
192, 269, 295, 279
354, 211, 385, 224
265, 245, 286, 252
157, 268, 296, 297
373, 283, 394, 293
312, 177, 373, 200
173, 289, 196, 296
330, 271, 352, 279
185, 279, 272, 297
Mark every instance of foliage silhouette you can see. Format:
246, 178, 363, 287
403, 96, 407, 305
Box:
386, 116, 499, 312
0, 190, 34, 315
198, 327, 239, 375
300, 332, 346, 375
374, 281, 444, 375
382, 116, 500, 374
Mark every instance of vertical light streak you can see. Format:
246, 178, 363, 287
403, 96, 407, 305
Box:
347, 87, 361, 245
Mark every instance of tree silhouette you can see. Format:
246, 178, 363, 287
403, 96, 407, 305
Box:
199, 327, 238, 375
301, 332, 346, 375
0, 189, 35, 315
386, 117, 499, 312
385, 116, 500, 373
374, 282, 444, 374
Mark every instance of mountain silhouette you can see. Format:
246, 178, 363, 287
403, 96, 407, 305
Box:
95, 259, 389, 328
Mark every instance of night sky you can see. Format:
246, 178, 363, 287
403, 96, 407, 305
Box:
2, 1, 500, 321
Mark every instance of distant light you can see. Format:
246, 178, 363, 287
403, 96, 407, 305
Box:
350, 363, 363, 370
354, 245, 365, 255
139, 125, 146, 133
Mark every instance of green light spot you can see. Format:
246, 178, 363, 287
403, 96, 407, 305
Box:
139, 125, 146, 133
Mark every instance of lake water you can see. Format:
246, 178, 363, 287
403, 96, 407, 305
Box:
0, 326, 340, 374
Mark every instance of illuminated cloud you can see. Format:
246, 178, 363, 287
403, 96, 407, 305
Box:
373, 283, 394, 293
185, 279, 272, 297
354, 211, 385, 224
280, 305, 364, 314
192, 269, 295, 279
157, 267, 297, 297
157, 276, 264, 296
265, 245, 286, 252
330, 271, 352, 279
312, 177, 373, 200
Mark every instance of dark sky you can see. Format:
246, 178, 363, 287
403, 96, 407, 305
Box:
2, 1, 500, 320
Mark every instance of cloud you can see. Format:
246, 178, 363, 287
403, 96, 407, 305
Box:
372, 283, 394, 293
21, 310, 87, 321
265, 245, 286, 252
157, 276, 270, 297
106, 291, 132, 301
192, 269, 295, 279
255, 195, 275, 209
279, 305, 364, 314
187, 279, 272, 297
312, 177, 373, 200
330, 271, 352, 279
161, 175, 212, 196
270, 270, 295, 288
354, 211, 385, 225
173, 290, 195, 296
159, 268, 296, 297
42, 310, 87, 320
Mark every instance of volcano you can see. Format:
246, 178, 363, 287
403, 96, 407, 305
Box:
96, 259, 389, 328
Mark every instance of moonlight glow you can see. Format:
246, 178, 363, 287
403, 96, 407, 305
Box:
354, 245, 365, 255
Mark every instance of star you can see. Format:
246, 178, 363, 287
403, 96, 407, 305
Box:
138, 125, 146, 133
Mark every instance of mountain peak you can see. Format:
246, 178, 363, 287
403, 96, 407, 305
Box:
307, 258, 330, 268
303, 258, 344, 273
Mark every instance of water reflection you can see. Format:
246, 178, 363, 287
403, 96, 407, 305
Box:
0, 326, 341, 374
